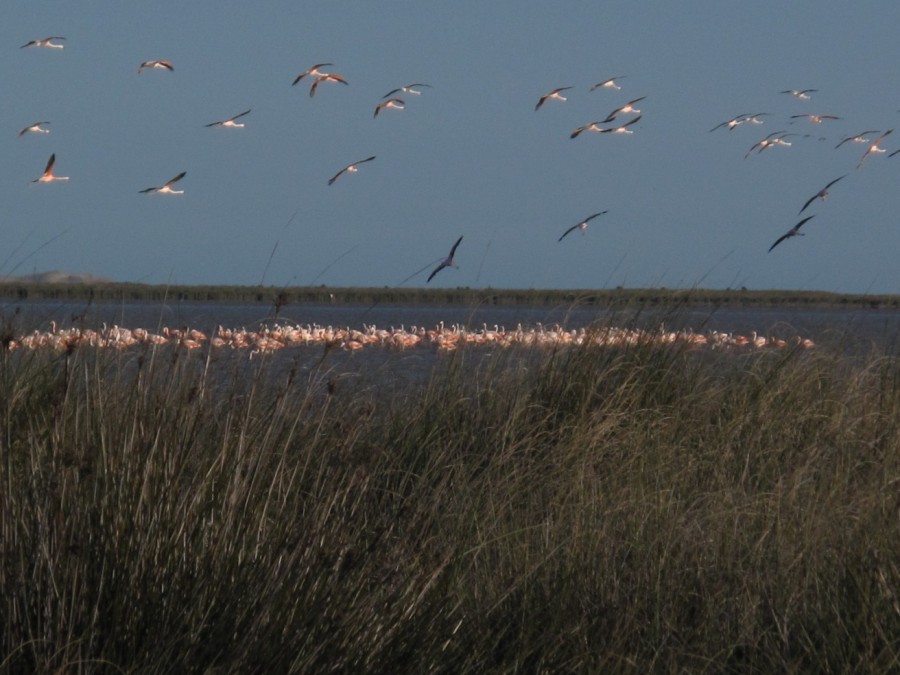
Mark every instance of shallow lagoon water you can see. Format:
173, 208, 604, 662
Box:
2, 296, 899, 355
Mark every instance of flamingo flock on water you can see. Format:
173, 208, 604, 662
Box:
5, 322, 814, 355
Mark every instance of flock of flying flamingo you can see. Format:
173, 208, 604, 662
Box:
533, 77, 900, 255
18, 33, 897, 274
17, 35, 473, 285
706, 89, 897, 253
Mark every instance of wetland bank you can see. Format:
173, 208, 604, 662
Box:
4, 280, 900, 310
1, 286, 898, 672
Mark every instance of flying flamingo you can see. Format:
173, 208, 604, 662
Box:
138, 60, 173, 74
602, 96, 645, 123
835, 131, 879, 149
31, 154, 68, 183
570, 121, 604, 138
328, 156, 375, 185
571, 115, 642, 138
745, 131, 795, 158
768, 215, 815, 252
139, 172, 186, 194
427, 236, 463, 283
799, 175, 846, 215
558, 211, 609, 242
292, 63, 333, 86
780, 89, 817, 100
742, 113, 769, 126
710, 114, 747, 132
599, 114, 642, 134
789, 113, 840, 124
535, 87, 573, 111
309, 73, 348, 97
590, 76, 625, 91
710, 113, 769, 132
383, 83, 431, 98
374, 98, 404, 117
18, 121, 50, 136
857, 129, 893, 168
21, 37, 65, 49
204, 109, 251, 128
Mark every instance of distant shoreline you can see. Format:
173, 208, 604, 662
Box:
1, 279, 899, 310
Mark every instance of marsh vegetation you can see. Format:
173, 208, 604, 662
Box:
3, 280, 900, 311
1, 327, 898, 672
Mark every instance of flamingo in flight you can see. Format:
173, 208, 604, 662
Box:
31, 154, 68, 183
745, 131, 795, 158
709, 113, 768, 132
535, 87, 573, 111
374, 98, 404, 117
570, 121, 604, 138
600, 114, 642, 134
789, 113, 840, 124
857, 129, 893, 168
309, 73, 348, 97
603, 96, 645, 123
768, 216, 816, 252
383, 83, 431, 98
21, 37, 65, 49
780, 89, 817, 100
205, 109, 251, 128
139, 172, 186, 194
328, 156, 375, 185
18, 121, 50, 136
799, 176, 846, 215
571, 114, 641, 138
835, 131, 880, 149
292, 63, 333, 86
558, 211, 608, 242
138, 60, 173, 74
590, 76, 625, 91
427, 236, 463, 283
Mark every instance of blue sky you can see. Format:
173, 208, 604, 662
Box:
4, 1, 900, 293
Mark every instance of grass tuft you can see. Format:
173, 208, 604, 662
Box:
1, 330, 899, 672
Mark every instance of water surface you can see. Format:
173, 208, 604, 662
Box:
2, 297, 898, 354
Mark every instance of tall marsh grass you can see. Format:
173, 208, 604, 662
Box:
1, 335, 898, 672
